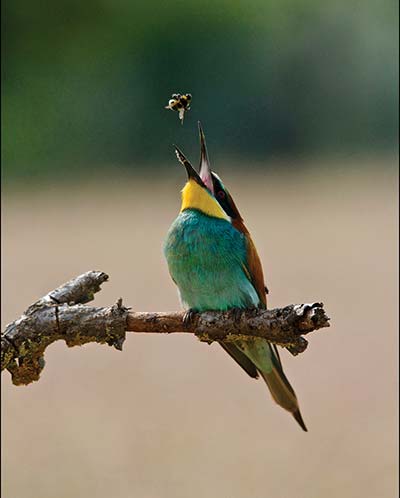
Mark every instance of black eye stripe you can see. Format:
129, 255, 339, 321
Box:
211, 176, 238, 219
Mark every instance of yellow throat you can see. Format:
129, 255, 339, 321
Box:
180, 179, 229, 220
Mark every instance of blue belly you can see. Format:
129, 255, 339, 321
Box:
164, 209, 260, 311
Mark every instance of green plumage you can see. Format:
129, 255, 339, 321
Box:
164, 209, 260, 311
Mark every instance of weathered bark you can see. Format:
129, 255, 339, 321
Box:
1, 271, 330, 386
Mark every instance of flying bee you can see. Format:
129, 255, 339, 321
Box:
165, 93, 192, 124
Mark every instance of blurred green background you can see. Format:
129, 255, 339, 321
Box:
2, 2, 399, 498
2, 0, 398, 182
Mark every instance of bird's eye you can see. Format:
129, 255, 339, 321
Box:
169, 99, 175, 105
217, 190, 226, 200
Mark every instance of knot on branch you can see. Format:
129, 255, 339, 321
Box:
105, 298, 128, 351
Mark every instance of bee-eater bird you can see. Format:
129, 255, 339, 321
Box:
164, 123, 307, 431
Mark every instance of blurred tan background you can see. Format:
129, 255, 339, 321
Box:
2, 160, 398, 498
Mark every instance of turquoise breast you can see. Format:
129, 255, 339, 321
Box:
164, 209, 260, 311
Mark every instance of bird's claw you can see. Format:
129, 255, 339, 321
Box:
183, 308, 197, 328
230, 307, 243, 322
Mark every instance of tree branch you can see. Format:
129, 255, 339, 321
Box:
1, 271, 330, 386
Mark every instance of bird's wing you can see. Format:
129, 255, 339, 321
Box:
232, 218, 267, 307
242, 233, 284, 365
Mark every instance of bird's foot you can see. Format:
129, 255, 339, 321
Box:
229, 307, 244, 322
183, 308, 198, 328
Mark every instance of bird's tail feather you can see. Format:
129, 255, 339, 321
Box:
259, 345, 308, 432
219, 339, 307, 431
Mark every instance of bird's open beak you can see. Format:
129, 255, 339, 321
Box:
198, 122, 214, 194
174, 145, 204, 186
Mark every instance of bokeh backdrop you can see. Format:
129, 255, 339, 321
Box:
2, 0, 399, 181
2, 1, 399, 498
